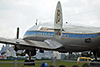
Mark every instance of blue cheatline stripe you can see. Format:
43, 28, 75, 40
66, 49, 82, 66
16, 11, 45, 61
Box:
68, 33, 100, 38
24, 31, 100, 38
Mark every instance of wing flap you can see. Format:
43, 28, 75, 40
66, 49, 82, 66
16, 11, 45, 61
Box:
44, 39, 62, 49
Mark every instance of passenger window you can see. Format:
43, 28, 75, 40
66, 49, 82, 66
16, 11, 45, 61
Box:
67, 34, 69, 37
64, 34, 66, 37
43, 33, 44, 35
45, 33, 46, 36
51, 33, 53, 36
48, 33, 49, 36
41, 33, 42, 35
34, 33, 35, 35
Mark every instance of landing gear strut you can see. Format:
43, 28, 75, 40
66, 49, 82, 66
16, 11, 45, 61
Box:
90, 52, 100, 67
29, 51, 32, 61
24, 50, 36, 66
95, 52, 97, 61
93, 52, 97, 61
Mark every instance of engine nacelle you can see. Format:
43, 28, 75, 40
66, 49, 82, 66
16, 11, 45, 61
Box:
58, 51, 68, 53
14, 45, 25, 51
40, 49, 44, 53
16, 52, 25, 56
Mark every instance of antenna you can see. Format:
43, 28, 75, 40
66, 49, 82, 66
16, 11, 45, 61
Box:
36, 19, 38, 25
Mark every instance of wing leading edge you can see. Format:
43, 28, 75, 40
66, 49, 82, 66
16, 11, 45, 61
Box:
0, 37, 62, 50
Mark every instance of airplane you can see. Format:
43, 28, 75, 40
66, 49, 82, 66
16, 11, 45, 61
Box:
0, 1, 100, 61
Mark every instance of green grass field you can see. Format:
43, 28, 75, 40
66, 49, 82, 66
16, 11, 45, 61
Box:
0, 60, 89, 67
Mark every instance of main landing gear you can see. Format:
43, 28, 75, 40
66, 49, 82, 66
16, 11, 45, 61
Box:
24, 50, 36, 66
90, 51, 100, 67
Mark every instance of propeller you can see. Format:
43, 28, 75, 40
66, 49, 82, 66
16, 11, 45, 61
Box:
14, 27, 19, 52
0, 27, 20, 55
16, 27, 19, 39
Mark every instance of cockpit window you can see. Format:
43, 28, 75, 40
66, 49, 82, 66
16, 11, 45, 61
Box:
27, 24, 48, 31
27, 23, 54, 32
40, 27, 48, 30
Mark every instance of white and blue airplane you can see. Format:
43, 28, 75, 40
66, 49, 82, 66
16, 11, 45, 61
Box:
0, 1, 100, 61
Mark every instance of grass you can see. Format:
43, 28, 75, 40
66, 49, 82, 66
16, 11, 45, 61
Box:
0, 60, 89, 67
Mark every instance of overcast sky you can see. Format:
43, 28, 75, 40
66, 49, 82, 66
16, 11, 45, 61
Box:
0, 0, 100, 49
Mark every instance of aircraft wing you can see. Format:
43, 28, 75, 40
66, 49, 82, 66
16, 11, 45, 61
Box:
0, 37, 62, 50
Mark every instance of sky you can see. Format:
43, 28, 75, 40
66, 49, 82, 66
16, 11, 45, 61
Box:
0, 0, 100, 49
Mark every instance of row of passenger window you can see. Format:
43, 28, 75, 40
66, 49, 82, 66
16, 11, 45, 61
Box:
24, 31, 100, 38
25, 32, 54, 36
25, 32, 69, 37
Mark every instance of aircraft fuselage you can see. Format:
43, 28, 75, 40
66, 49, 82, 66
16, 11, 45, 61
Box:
23, 30, 100, 52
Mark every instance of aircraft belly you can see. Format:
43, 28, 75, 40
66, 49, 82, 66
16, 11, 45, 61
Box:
59, 36, 100, 52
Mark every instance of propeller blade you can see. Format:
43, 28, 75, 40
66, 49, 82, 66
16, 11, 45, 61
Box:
17, 27, 19, 39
